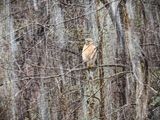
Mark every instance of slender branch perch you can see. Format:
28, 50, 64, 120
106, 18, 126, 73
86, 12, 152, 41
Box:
69, 64, 129, 72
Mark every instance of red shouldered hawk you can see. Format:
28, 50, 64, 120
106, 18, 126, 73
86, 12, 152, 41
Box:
82, 38, 97, 68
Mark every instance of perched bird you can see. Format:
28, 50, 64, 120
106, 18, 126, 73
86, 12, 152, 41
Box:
82, 38, 97, 68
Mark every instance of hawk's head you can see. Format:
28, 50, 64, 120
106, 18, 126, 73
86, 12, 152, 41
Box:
85, 38, 93, 45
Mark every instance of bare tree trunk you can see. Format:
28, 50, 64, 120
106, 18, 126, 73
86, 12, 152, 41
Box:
96, 2, 105, 119
0, 1, 11, 119
98, 26, 105, 120
82, 0, 100, 119
125, 1, 149, 119
38, 44, 51, 120
5, 0, 18, 119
